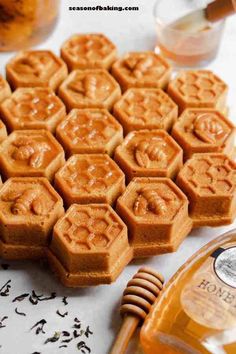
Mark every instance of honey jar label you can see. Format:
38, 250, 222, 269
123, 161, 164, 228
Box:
181, 244, 236, 330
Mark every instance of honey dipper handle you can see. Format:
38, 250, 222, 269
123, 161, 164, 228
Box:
110, 315, 140, 354
206, 0, 236, 22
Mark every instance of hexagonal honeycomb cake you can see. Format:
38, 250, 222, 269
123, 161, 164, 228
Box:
47, 204, 133, 286
0, 130, 65, 182
177, 153, 236, 227
113, 88, 178, 135
172, 109, 235, 160
6, 50, 68, 91
116, 177, 192, 257
111, 52, 171, 92
168, 70, 228, 113
0, 75, 11, 103
0, 177, 64, 260
0, 87, 66, 133
56, 109, 123, 157
115, 130, 183, 182
61, 33, 117, 71
55, 154, 125, 207
0, 120, 7, 144
58, 69, 121, 111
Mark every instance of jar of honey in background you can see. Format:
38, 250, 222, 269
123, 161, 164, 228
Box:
0, 0, 60, 51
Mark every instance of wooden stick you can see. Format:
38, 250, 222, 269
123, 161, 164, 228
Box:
110, 316, 140, 354
109, 267, 164, 354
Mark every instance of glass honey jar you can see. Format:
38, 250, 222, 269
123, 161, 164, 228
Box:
141, 229, 236, 354
0, 0, 60, 51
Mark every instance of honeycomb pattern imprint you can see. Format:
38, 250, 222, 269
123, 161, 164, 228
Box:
116, 177, 192, 257
0, 130, 65, 182
172, 109, 235, 160
115, 130, 183, 182
6, 50, 68, 91
61, 33, 117, 71
113, 88, 178, 135
111, 51, 171, 92
58, 69, 121, 111
47, 204, 133, 286
168, 70, 228, 113
177, 153, 236, 227
0, 87, 66, 133
56, 108, 123, 157
0, 177, 64, 260
54, 154, 125, 207
0, 75, 11, 103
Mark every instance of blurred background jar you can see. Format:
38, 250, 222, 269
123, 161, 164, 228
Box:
153, 0, 225, 67
0, 0, 60, 51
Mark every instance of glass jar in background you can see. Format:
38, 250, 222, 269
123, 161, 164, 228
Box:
153, 0, 225, 67
0, 0, 60, 51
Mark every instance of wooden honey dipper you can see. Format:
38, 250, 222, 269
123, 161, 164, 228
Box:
110, 267, 164, 354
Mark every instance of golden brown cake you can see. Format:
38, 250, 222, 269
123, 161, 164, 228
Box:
172, 109, 235, 160
58, 69, 121, 111
113, 88, 178, 135
114, 130, 183, 182
54, 154, 125, 207
0, 75, 11, 103
47, 204, 133, 286
177, 153, 236, 227
116, 177, 192, 257
0, 87, 66, 133
0, 177, 64, 260
0, 120, 7, 144
56, 108, 123, 157
6, 50, 68, 90
61, 33, 117, 71
0, 130, 65, 182
167, 70, 228, 113
111, 52, 171, 92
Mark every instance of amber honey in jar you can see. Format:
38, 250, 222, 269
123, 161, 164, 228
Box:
141, 229, 236, 354
0, 0, 60, 51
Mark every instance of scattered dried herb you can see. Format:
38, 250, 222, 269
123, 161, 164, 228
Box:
84, 326, 93, 338
73, 330, 81, 338
44, 331, 60, 344
12, 293, 29, 303
62, 330, 70, 337
29, 292, 38, 305
77, 341, 91, 353
0, 280, 11, 297
29, 290, 56, 305
39, 292, 56, 302
15, 307, 26, 317
62, 296, 68, 305
0, 278, 94, 352
1, 264, 9, 270
56, 310, 68, 318
73, 317, 81, 329
74, 329, 84, 338
30, 319, 47, 335
0, 316, 8, 329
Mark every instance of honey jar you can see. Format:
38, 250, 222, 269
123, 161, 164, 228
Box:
0, 0, 60, 51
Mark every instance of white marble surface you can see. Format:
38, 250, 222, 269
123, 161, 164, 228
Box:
0, 1, 236, 353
